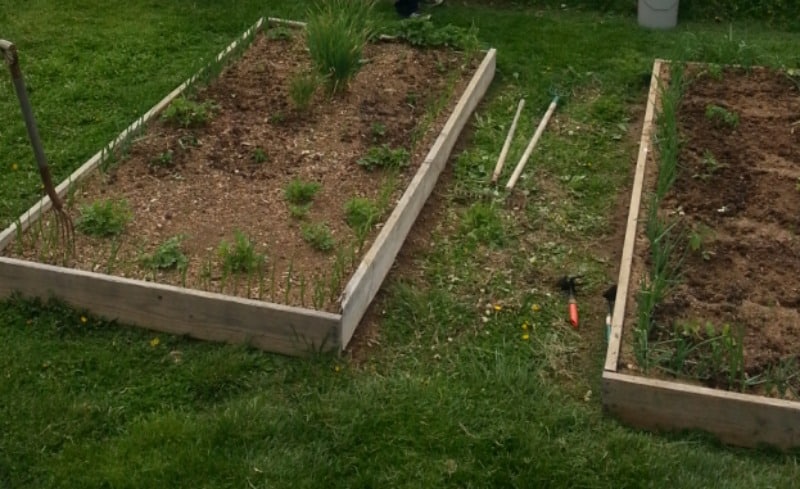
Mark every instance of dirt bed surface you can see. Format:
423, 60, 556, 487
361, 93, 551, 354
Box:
5, 27, 474, 313
624, 64, 800, 396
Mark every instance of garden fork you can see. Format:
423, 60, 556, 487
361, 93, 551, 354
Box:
1, 39, 74, 246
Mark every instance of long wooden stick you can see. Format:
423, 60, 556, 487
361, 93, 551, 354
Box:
491, 98, 525, 183
505, 96, 559, 190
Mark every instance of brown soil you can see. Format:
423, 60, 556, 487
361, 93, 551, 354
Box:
623, 64, 800, 396
5, 28, 475, 313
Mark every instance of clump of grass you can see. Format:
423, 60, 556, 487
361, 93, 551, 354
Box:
76, 199, 132, 237
289, 71, 319, 111
161, 97, 216, 128
218, 231, 265, 274
142, 235, 188, 272
459, 202, 505, 248
252, 148, 268, 164
301, 222, 335, 252
370, 122, 386, 142
306, 0, 375, 93
705, 103, 739, 128
284, 179, 321, 205
357, 145, 409, 171
344, 197, 380, 241
395, 17, 480, 52
151, 150, 175, 168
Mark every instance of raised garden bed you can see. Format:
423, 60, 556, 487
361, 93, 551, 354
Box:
0, 17, 496, 356
603, 59, 800, 449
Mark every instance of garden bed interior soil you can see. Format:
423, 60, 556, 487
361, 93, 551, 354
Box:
621, 64, 800, 397
4, 27, 475, 313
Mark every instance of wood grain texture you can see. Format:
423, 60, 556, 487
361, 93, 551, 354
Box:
0, 257, 340, 355
604, 59, 664, 372
339, 49, 497, 349
603, 371, 800, 450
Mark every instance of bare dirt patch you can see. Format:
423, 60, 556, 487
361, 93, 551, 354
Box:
5, 28, 475, 313
622, 64, 800, 397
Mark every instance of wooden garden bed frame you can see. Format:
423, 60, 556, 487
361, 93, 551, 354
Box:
602, 59, 800, 450
0, 17, 496, 356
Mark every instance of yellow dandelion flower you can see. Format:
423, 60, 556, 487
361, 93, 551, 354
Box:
521, 323, 529, 330
11, 163, 18, 171
80, 316, 88, 324
334, 365, 341, 373
531, 304, 541, 312
149, 337, 160, 347
493, 304, 502, 311
522, 333, 530, 341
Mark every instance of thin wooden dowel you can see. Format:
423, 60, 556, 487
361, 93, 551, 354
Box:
505, 96, 559, 190
491, 98, 525, 183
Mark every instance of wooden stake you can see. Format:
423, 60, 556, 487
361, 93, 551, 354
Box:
491, 98, 525, 183
505, 96, 558, 190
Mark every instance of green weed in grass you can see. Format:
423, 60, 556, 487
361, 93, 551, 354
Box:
284, 179, 321, 205
459, 202, 506, 248
306, 0, 375, 93
76, 199, 132, 237
161, 97, 216, 128
357, 145, 409, 171
218, 231, 264, 274
301, 222, 335, 252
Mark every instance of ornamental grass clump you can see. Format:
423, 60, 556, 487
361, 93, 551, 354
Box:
306, 0, 376, 93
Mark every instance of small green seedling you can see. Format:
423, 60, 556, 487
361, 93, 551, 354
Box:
142, 235, 188, 271
705, 104, 739, 128
301, 222, 335, 252
284, 179, 321, 205
218, 231, 265, 274
161, 97, 216, 128
289, 71, 319, 111
252, 148, 269, 164
76, 199, 132, 237
370, 122, 386, 141
152, 150, 174, 167
357, 145, 409, 171
268, 111, 286, 125
693, 149, 726, 180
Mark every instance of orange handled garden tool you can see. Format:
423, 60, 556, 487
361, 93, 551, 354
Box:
557, 275, 581, 329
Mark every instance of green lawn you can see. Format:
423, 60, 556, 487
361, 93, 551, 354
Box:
2, 1, 799, 487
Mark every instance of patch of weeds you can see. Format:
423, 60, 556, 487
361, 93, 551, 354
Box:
395, 17, 480, 52
590, 94, 625, 124
288, 203, 312, 220
705, 63, 724, 81
142, 235, 188, 271
705, 104, 739, 128
284, 179, 321, 205
252, 148, 269, 164
344, 197, 380, 241
459, 202, 505, 248
76, 199, 132, 237
268, 111, 286, 125
161, 97, 216, 128
306, 0, 375, 93
266, 26, 293, 41
289, 71, 319, 111
301, 222, 335, 252
218, 231, 265, 274
692, 149, 726, 181
151, 150, 175, 168
370, 122, 386, 142
357, 145, 409, 171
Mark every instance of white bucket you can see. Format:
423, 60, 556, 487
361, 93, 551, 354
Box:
637, 0, 679, 29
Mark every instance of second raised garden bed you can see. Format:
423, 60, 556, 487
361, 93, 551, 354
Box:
0, 17, 496, 356
604, 59, 800, 449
